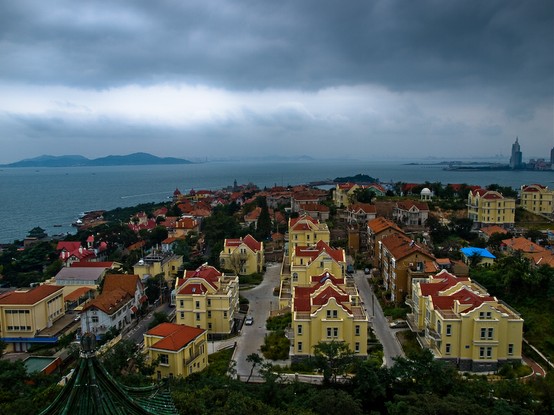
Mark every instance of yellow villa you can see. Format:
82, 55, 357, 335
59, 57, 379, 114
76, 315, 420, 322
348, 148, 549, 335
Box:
0, 285, 64, 352
408, 269, 523, 372
291, 272, 368, 361
174, 265, 239, 337
467, 188, 515, 228
288, 215, 330, 255
290, 240, 346, 287
220, 234, 264, 275
520, 184, 554, 216
144, 322, 208, 379
133, 251, 183, 284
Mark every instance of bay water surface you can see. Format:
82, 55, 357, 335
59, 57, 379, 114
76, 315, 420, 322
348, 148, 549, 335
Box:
1, 160, 552, 243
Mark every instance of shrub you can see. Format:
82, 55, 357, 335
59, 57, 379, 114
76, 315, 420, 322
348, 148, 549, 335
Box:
261, 330, 290, 360
266, 312, 291, 331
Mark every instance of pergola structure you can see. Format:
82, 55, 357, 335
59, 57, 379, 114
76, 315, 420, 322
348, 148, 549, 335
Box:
39, 333, 178, 415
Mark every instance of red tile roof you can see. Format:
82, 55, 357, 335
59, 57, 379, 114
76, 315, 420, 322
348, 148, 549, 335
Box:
295, 240, 345, 263
224, 234, 262, 252
381, 233, 434, 261
502, 237, 545, 253
0, 285, 63, 305
396, 200, 429, 211
64, 286, 94, 302
479, 225, 508, 237
349, 203, 377, 214
293, 280, 351, 315
70, 261, 116, 268
147, 323, 205, 352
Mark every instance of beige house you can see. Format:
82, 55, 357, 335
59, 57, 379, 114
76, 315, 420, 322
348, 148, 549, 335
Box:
144, 322, 208, 379
408, 270, 523, 372
0, 285, 64, 352
174, 265, 239, 337
220, 234, 264, 275
467, 188, 515, 228
291, 272, 368, 361
520, 184, 553, 216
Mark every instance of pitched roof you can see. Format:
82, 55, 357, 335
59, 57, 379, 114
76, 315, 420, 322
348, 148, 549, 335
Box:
146, 323, 205, 352
70, 261, 117, 268
295, 240, 345, 263
64, 287, 94, 302
396, 200, 429, 211
502, 236, 545, 253
381, 233, 434, 261
460, 247, 496, 259
0, 285, 63, 305
55, 266, 106, 283
224, 234, 262, 252
82, 289, 132, 315
367, 217, 403, 234
348, 203, 376, 214
102, 274, 142, 297
479, 225, 508, 237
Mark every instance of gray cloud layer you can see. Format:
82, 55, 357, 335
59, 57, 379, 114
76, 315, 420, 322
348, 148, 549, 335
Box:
0, 0, 552, 162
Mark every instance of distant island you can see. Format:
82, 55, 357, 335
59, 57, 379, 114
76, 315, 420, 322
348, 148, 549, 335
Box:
0, 152, 193, 168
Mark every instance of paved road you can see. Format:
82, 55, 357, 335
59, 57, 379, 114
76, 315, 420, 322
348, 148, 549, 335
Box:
233, 262, 282, 380
353, 270, 404, 367
124, 303, 174, 344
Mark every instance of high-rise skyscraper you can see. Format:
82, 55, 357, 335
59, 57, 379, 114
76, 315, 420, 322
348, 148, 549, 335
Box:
509, 137, 523, 169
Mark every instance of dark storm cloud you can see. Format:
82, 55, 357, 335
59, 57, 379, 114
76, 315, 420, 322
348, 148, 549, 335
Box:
1, 0, 551, 99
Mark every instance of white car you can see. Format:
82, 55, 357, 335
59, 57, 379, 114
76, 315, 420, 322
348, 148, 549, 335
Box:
245, 316, 254, 326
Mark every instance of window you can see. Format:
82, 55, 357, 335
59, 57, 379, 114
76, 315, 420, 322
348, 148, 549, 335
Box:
437, 320, 442, 334
355, 342, 360, 353
196, 313, 200, 321
327, 328, 332, 338
180, 300, 184, 308
486, 347, 492, 358
333, 310, 338, 318
92, 316, 99, 323
195, 301, 200, 309
297, 324, 302, 335
208, 323, 212, 330
355, 325, 360, 336
207, 311, 212, 318
207, 299, 211, 307
293, 273, 298, 282
326, 310, 331, 318
223, 311, 227, 318
333, 327, 338, 337
159, 354, 169, 365
445, 343, 451, 355
446, 324, 452, 336
508, 344, 514, 355
297, 342, 303, 352
480, 328, 487, 339
487, 328, 494, 339
180, 312, 185, 319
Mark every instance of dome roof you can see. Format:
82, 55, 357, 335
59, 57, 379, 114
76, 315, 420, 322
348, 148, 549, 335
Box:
421, 188, 432, 195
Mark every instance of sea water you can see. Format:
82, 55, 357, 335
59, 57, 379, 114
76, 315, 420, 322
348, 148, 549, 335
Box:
0, 160, 552, 243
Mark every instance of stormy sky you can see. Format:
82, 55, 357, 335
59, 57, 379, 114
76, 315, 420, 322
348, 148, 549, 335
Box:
0, 0, 552, 163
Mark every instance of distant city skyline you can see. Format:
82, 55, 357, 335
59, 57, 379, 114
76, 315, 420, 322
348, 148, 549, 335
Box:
0, 1, 552, 164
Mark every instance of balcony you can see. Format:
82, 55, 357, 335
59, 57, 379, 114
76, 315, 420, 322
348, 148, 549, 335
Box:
425, 327, 441, 341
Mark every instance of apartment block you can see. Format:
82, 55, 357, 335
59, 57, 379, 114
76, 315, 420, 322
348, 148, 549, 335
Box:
408, 270, 523, 372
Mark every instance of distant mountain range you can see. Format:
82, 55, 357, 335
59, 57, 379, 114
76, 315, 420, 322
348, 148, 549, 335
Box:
1, 153, 193, 167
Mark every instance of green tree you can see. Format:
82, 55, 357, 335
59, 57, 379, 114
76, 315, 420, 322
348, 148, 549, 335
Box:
148, 311, 170, 330
246, 353, 263, 383
313, 340, 355, 384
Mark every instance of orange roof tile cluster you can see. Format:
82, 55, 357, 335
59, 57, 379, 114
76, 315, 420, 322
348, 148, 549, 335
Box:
0, 285, 63, 305
479, 225, 508, 237
70, 261, 117, 268
175, 217, 198, 229
102, 274, 142, 297
367, 217, 403, 235
147, 323, 206, 352
502, 237, 545, 253
289, 215, 319, 230
299, 203, 330, 212
381, 233, 434, 261
127, 240, 146, 251
295, 240, 345, 263
348, 203, 376, 214
396, 200, 429, 211
64, 287, 94, 302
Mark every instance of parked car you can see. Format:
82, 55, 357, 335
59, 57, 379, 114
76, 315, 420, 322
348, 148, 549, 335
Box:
364, 268, 371, 275
245, 316, 254, 326
389, 319, 408, 329
346, 264, 354, 274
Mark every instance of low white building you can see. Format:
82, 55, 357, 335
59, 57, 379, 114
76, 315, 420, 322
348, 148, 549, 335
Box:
80, 289, 133, 338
